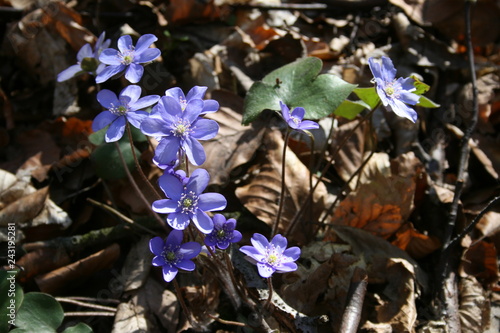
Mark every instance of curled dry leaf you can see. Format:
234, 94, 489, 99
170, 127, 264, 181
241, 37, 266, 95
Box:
391, 222, 441, 259
200, 90, 266, 187
459, 276, 491, 333
35, 243, 120, 294
113, 277, 179, 333
235, 128, 328, 243
460, 240, 499, 286
0, 169, 71, 239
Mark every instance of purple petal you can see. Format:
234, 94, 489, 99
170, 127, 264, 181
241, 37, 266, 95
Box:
158, 173, 184, 200
185, 168, 209, 194
192, 210, 214, 234
117, 35, 133, 54
201, 99, 219, 114
141, 117, 172, 137
176, 259, 195, 271
125, 111, 148, 129
250, 233, 269, 255
275, 261, 298, 273
198, 193, 227, 212
99, 49, 122, 65
212, 214, 226, 227
120, 85, 142, 104
95, 64, 125, 83
92, 111, 118, 132
179, 242, 202, 259
186, 86, 207, 100
217, 240, 230, 250
135, 48, 161, 63
298, 120, 319, 130
166, 229, 183, 246
239, 245, 266, 262
105, 116, 126, 142
152, 198, 178, 214
257, 263, 275, 278
290, 107, 305, 121
191, 118, 219, 140
129, 95, 160, 111
76, 44, 93, 61
162, 96, 183, 117
162, 265, 178, 282
183, 136, 206, 166
388, 99, 418, 123
97, 89, 120, 109
152, 256, 167, 266
398, 77, 417, 93
167, 212, 191, 230
125, 63, 144, 83
135, 34, 158, 53
283, 246, 301, 261
231, 230, 243, 243
155, 137, 181, 166
182, 99, 204, 123
57, 64, 83, 82
165, 87, 185, 101
270, 234, 288, 252
149, 236, 165, 256
280, 101, 291, 122
380, 56, 397, 82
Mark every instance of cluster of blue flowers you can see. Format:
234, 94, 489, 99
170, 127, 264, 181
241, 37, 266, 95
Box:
59, 31, 420, 284
58, 32, 304, 283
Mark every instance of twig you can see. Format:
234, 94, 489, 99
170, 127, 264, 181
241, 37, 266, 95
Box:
273, 129, 291, 236
339, 267, 367, 333
207, 313, 247, 327
437, 0, 479, 290
114, 141, 168, 232
55, 297, 117, 312
126, 122, 162, 200
64, 311, 116, 317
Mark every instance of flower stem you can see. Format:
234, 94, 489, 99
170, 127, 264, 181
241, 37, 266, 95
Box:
113, 141, 168, 232
125, 122, 162, 200
264, 277, 273, 309
272, 129, 291, 236
173, 279, 194, 326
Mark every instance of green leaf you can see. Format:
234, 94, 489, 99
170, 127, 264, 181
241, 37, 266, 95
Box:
411, 75, 430, 95
12, 292, 64, 333
243, 57, 356, 125
88, 127, 107, 146
0, 271, 23, 333
334, 100, 370, 120
353, 87, 380, 110
417, 95, 440, 108
90, 139, 139, 180
63, 322, 94, 333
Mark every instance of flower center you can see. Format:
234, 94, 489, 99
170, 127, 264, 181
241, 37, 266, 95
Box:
291, 116, 300, 124
171, 118, 193, 138
109, 103, 129, 116
162, 245, 182, 265
385, 86, 395, 95
80, 57, 99, 72
265, 245, 282, 267
120, 49, 135, 65
178, 191, 199, 214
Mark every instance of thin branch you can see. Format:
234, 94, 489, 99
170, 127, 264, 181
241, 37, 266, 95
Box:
56, 297, 117, 312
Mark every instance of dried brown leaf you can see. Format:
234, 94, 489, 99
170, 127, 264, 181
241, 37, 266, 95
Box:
391, 222, 441, 259
235, 128, 327, 242
120, 236, 153, 293
35, 243, 120, 294
0, 186, 48, 226
460, 240, 499, 286
459, 276, 491, 333
199, 90, 266, 186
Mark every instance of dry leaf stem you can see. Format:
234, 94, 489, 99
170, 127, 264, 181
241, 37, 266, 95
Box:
437, 0, 478, 328
125, 122, 162, 200
113, 141, 167, 232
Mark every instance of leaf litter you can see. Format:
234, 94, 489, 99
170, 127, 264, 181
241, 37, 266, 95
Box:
1, 0, 499, 332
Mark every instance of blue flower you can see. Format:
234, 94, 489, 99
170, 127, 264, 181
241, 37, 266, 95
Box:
280, 102, 319, 132
165, 86, 219, 114
140, 94, 219, 166
149, 230, 201, 282
57, 32, 111, 82
368, 56, 420, 122
239, 233, 300, 278
92, 85, 159, 142
204, 214, 242, 250
152, 168, 227, 234
96, 34, 161, 84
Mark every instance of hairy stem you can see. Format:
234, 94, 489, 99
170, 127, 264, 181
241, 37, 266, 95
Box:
273, 129, 291, 236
